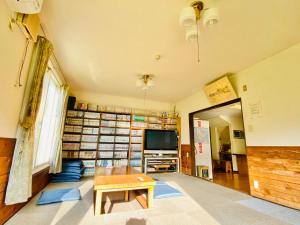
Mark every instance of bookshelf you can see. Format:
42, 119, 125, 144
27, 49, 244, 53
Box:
62, 109, 180, 176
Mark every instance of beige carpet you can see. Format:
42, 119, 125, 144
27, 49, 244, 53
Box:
6, 173, 295, 225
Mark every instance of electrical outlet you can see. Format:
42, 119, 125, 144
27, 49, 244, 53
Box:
254, 180, 259, 189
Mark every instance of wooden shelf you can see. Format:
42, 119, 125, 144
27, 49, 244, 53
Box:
63, 109, 180, 171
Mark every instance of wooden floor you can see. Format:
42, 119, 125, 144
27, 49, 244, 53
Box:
213, 172, 250, 194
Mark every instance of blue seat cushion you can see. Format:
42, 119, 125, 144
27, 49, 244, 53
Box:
37, 188, 81, 205
154, 181, 183, 199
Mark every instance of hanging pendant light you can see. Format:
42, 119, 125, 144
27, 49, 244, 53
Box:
135, 74, 155, 90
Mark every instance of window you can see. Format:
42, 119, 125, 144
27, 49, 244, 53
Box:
33, 62, 65, 169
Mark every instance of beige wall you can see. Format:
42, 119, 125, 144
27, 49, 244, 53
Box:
0, 2, 33, 138
177, 42, 300, 146
221, 115, 246, 154
71, 90, 174, 112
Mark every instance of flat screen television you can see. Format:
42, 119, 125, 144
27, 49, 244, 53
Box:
144, 129, 178, 150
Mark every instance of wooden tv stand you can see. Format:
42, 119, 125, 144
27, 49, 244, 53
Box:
144, 157, 179, 174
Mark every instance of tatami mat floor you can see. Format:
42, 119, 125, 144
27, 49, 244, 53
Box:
6, 173, 298, 225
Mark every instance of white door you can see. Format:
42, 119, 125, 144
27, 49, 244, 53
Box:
194, 119, 213, 179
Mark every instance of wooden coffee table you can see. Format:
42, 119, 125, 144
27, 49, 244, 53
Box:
94, 166, 155, 215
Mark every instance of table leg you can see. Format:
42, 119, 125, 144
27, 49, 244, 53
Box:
124, 190, 129, 201
147, 186, 154, 208
95, 190, 102, 215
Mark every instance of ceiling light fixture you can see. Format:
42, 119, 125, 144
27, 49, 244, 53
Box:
179, 1, 219, 62
136, 74, 155, 90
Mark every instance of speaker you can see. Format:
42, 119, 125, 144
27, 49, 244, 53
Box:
67, 96, 76, 110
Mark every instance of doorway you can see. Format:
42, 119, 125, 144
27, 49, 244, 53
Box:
189, 99, 250, 194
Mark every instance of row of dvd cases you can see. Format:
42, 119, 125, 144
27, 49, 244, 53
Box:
62, 110, 142, 175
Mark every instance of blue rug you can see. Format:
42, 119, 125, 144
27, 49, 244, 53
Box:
37, 188, 81, 205
154, 181, 183, 199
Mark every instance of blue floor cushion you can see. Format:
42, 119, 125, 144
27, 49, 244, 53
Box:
37, 188, 81, 205
154, 181, 183, 199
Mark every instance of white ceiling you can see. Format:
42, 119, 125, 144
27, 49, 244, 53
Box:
40, 0, 300, 103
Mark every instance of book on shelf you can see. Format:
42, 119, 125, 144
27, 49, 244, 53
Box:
115, 136, 129, 143
96, 160, 113, 167
100, 135, 114, 142
98, 143, 114, 150
79, 151, 96, 159
130, 160, 141, 167
130, 151, 141, 158
114, 151, 127, 158
131, 136, 142, 143
101, 120, 116, 127
62, 151, 79, 158
62, 134, 81, 142
148, 123, 163, 129
132, 115, 147, 121
114, 159, 128, 166
116, 121, 130, 128
66, 118, 83, 125
67, 110, 84, 118
83, 119, 99, 126
82, 127, 99, 135
116, 114, 130, 121
115, 144, 129, 151
83, 167, 95, 176
82, 160, 95, 168
64, 125, 82, 133
102, 113, 116, 120
100, 127, 115, 134
131, 143, 142, 151
81, 142, 97, 150
81, 135, 98, 142
131, 129, 142, 136
63, 143, 80, 150
84, 111, 100, 119
99, 151, 113, 158
116, 128, 130, 135
131, 121, 147, 128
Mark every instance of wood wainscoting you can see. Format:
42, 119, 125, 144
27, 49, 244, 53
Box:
181, 144, 192, 175
0, 138, 50, 224
247, 146, 300, 210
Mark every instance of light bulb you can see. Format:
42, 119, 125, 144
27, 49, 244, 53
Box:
203, 8, 219, 27
179, 7, 196, 27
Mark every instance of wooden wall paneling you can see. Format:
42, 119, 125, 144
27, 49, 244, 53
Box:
181, 144, 192, 175
0, 137, 50, 225
236, 154, 248, 175
247, 146, 300, 210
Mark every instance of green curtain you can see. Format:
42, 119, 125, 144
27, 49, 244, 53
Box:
5, 36, 53, 204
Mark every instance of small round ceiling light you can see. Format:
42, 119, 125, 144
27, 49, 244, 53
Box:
203, 8, 219, 27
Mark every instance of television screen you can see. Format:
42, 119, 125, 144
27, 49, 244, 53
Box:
144, 129, 178, 150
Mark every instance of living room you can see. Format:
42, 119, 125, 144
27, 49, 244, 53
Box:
1, 0, 300, 225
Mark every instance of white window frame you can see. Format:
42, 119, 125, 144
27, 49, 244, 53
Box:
32, 60, 64, 173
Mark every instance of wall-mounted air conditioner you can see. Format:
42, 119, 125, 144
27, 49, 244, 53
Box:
6, 0, 44, 14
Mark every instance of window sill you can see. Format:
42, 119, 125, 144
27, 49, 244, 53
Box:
33, 163, 50, 175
